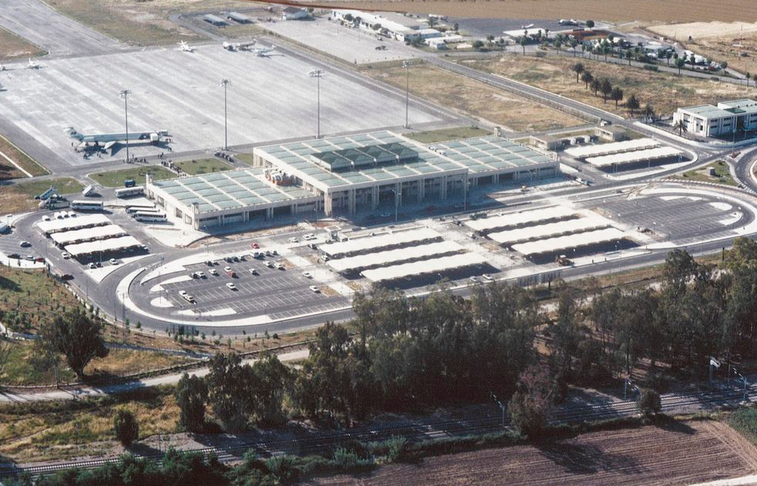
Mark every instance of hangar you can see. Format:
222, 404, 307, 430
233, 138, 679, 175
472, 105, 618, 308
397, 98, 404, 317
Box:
147, 131, 558, 230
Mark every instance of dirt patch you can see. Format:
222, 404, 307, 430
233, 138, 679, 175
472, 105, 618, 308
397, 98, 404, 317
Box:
361, 64, 581, 132
296, 0, 757, 23
0, 27, 45, 61
312, 421, 757, 485
464, 54, 754, 118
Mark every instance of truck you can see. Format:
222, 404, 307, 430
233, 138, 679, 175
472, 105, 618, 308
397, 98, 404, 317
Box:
555, 254, 574, 266
223, 266, 236, 278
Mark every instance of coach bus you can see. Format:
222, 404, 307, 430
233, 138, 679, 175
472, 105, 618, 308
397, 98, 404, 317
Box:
71, 200, 104, 212
115, 186, 145, 198
134, 212, 167, 222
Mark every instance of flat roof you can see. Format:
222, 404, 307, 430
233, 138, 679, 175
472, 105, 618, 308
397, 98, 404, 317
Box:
255, 131, 554, 192
38, 214, 111, 234
512, 227, 627, 256
328, 240, 463, 273
585, 146, 683, 167
678, 104, 734, 119
465, 206, 575, 233
65, 235, 143, 256
151, 168, 319, 215
50, 224, 126, 246
321, 227, 441, 257
564, 138, 660, 159
227, 11, 251, 21
488, 217, 607, 245
362, 252, 488, 282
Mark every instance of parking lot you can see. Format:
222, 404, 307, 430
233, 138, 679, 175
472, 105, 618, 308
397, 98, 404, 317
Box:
156, 255, 347, 318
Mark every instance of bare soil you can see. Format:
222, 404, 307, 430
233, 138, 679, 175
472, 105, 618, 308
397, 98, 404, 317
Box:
293, 0, 757, 23
311, 421, 757, 485
0, 27, 45, 61
464, 54, 755, 118
361, 64, 582, 132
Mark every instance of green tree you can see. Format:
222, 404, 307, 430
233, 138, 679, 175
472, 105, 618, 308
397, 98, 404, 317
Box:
113, 409, 139, 446
207, 354, 255, 432
175, 373, 209, 432
611, 86, 624, 108
586, 20, 595, 28
675, 57, 686, 75
508, 365, 554, 438
637, 388, 661, 417
581, 70, 594, 89
674, 118, 688, 137
590, 78, 601, 96
599, 78, 613, 103
626, 94, 640, 115
572, 62, 585, 83
38, 307, 108, 378
472, 40, 484, 50
519, 36, 527, 55
250, 353, 292, 425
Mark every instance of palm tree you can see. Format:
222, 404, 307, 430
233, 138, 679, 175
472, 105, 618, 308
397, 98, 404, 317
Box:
572, 62, 585, 82
581, 71, 594, 89
644, 104, 656, 123
627, 94, 640, 116
611, 86, 624, 108
674, 118, 688, 137
555, 39, 563, 54
519, 36, 527, 55
746, 72, 751, 87
675, 57, 686, 75
625, 50, 632, 66
570, 39, 578, 56
591, 78, 601, 96
600, 78, 613, 103
666, 51, 673, 66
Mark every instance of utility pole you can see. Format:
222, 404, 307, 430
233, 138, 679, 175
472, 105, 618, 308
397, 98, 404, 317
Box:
119, 89, 131, 162
403, 60, 411, 128
220, 79, 231, 150
307, 69, 324, 138
490, 392, 506, 427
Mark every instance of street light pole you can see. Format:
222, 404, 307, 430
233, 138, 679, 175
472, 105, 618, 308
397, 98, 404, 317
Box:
220, 79, 231, 150
307, 69, 324, 138
403, 60, 411, 128
119, 89, 131, 162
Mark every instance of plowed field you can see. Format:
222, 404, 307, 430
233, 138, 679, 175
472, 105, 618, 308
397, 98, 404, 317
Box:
311, 421, 757, 485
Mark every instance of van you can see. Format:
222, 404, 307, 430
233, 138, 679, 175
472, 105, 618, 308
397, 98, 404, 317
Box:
124, 179, 136, 188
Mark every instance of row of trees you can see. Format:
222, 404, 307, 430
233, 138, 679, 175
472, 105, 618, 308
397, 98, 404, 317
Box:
571, 62, 643, 114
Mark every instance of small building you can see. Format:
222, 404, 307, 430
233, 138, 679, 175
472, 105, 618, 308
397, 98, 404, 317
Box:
673, 99, 757, 137
426, 38, 447, 50
203, 14, 228, 27
282, 7, 308, 20
530, 134, 563, 151
404, 28, 442, 42
595, 125, 630, 142
226, 12, 252, 24
331, 10, 424, 40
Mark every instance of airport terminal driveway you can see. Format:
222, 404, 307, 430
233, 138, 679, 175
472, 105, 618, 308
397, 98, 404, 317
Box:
0, 0, 124, 58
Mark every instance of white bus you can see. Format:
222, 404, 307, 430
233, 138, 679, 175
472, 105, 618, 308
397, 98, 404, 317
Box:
82, 185, 95, 197
71, 200, 104, 212
135, 213, 167, 222
131, 209, 162, 218
115, 186, 145, 198
126, 204, 156, 214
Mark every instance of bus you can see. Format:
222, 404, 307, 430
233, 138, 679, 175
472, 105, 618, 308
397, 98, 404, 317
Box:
126, 204, 156, 214
82, 185, 95, 197
131, 209, 162, 218
115, 186, 145, 198
71, 200, 104, 212
135, 212, 166, 222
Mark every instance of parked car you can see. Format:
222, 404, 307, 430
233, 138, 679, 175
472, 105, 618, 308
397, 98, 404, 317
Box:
61, 274, 74, 281
62, 252, 70, 259
302, 271, 312, 279
209, 268, 219, 276
309, 285, 321, 293
19, 241, 31, 248
226, 282, 238, 290
88, 262, 97, 269
110, 258, 118, 265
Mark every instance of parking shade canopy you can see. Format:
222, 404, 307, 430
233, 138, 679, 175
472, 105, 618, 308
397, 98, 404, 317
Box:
361, 252, 488, 282
465, 206, 574, 233
328, 240, 463, 273
320, 228, 441, 257
65, 235, 144, 256
511, 228, 627, 256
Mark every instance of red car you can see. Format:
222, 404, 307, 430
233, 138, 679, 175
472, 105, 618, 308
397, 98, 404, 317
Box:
250, 242, 260, 249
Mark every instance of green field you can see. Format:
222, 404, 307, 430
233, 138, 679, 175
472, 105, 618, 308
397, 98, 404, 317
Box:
404, 126, 492, 144
175, 158, 233, 175
0, 177, 84, 214
677, 160, 737, 186
0, 134, 49, 179
89, 166, 175, 187
233, 153, 255, 166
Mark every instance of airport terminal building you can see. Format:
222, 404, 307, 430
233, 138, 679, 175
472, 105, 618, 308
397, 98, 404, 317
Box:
673, 99, 757, 137
146, 131, 558, 230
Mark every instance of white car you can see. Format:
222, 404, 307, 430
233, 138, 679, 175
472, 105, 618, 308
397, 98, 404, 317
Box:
109, 258, 118, 265
226, 282, 237, 290
67, 211, 77, 218
209, 268, 218, 276
42, 216, 51, 222
303, 234, 316, 241
197, 271, 206, 278
179, 290, 188, 297
275, 262, 285, 270
469, 276, 479, 283
302, 271, 312, 279
265, 261, 274, 268
62, 252, 71, 259
88, 262, 97, 269
288, 237, 299, 243
309, 285, 321, 293
482, 274, 494, 282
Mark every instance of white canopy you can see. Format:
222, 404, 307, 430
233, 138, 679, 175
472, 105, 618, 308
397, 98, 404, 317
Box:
465, 206, 574, 233
51, 225, 126, 246
321, 228, 440, 257
565, 138, 660, 159
65, 235, 143, 256
585, 146, 683, 168
489, 217, 607, 245
511, 228, 627, 256
328, 240, 463, 273
362, 252, 488, 282
38, 214, 110, 235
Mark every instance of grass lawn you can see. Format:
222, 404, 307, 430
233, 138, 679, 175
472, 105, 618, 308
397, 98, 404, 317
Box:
175, 158, 233, 175
90, 166, 175, 187
676, 160, 736, 186
0, 177, 83, 214
0, 27, 45, 61
0, 134, 49, 180
464, 54, 755, 118
405, 126, 491, 144
727, 406, 757, 446
361, 64, 582, 132
234, 153, 255, 166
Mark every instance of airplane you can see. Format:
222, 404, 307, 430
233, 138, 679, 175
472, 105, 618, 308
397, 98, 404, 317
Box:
222, 40, 257, 51
178, 41, 194, 53
521, 23, 534, 29
251, 45, 275, 57
559, 19, 579, 26
65, 127, 169, 153
27, 58, 40, 70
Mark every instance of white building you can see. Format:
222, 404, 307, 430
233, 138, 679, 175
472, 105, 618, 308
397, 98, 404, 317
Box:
330, 10, 424, 40
674, 99, 757, 137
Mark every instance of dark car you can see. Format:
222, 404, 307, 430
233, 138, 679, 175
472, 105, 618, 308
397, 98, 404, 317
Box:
61, 274, 74, 281
7, 253, 20, 259
124, 179, 136, 188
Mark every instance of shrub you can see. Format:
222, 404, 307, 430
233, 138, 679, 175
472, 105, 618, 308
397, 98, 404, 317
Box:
113, 409, 139, 446
266, 455, 299, 483
637, 388, 661, 418
643, 65, 659, 72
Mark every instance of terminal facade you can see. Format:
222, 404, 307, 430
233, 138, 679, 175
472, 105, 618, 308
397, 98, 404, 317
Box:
146, 131, 559, 230
673, 99, 757, 137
